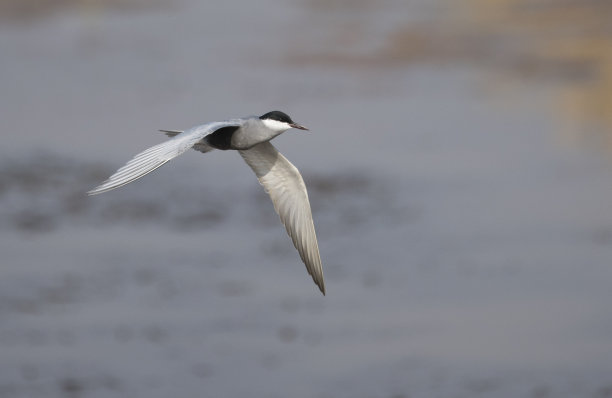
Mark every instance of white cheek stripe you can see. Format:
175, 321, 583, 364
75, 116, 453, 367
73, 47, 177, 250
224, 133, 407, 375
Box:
262, 119, 290, 131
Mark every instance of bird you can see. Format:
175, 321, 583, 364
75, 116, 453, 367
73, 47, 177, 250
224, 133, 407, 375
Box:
88, 111, 325, 295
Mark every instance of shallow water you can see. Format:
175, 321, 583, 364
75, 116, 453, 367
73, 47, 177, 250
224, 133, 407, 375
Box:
1, 1, 612, 397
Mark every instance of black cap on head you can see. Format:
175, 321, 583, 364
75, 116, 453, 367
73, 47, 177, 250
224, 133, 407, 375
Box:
259, 111, 294, 124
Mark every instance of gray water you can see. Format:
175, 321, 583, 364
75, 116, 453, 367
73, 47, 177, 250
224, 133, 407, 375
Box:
1, 1, 612, 397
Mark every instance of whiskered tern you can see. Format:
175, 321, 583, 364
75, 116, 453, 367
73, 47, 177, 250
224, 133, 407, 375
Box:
88, 111, 325, 295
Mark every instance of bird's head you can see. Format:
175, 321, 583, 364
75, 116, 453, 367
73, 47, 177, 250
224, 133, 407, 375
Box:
259, 111, 308, 132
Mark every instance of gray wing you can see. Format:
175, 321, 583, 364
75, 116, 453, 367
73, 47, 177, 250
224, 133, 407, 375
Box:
159, 130, 213, 154
87, 120, 241, 195
239, 142, 325, 295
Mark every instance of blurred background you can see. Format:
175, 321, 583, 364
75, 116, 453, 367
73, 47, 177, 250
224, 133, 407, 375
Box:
1, 0, 612, 397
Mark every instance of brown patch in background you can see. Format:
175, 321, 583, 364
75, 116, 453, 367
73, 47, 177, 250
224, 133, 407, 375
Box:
0, 0, 161, 22
291, 0, 612, 152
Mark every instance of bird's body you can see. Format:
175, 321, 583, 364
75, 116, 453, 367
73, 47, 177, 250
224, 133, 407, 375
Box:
88, 111, 325, 295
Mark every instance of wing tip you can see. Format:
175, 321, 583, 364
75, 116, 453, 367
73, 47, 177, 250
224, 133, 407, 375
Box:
86, 187, 105, 196
86, 181, 119, 196
315, 277, 326, 296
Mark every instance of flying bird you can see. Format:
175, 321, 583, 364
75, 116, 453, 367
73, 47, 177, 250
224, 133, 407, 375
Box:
88, 111, 325, 295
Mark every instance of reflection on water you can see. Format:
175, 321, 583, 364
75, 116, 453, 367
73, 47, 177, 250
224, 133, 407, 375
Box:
294, 0, 612, 152
458, 0, 612, 152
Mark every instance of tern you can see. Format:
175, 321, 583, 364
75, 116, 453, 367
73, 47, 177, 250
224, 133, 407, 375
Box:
88, 111, 325, 295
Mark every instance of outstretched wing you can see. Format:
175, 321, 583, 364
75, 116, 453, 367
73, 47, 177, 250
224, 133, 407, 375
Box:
239, 142, 325, 295
159, 130, 214, 154
87, 120, 241, 195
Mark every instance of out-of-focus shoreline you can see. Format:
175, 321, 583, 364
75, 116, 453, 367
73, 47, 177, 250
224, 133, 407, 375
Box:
0, 0, 161, 22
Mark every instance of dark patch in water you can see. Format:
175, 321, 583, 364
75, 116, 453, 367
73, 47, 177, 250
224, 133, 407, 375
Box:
59, 377, 83, 396
217, 280, 252, 297
0, 153, 405, 235
277, 325, 298, 343
307, 174, 370, 195
100, 200, 165, 222
12, 211, 56, 233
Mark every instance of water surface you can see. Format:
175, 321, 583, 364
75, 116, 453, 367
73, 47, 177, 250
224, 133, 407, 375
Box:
1, 1, 612, 397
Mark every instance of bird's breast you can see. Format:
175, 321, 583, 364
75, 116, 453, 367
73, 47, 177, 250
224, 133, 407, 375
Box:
229, 121, 282, 150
